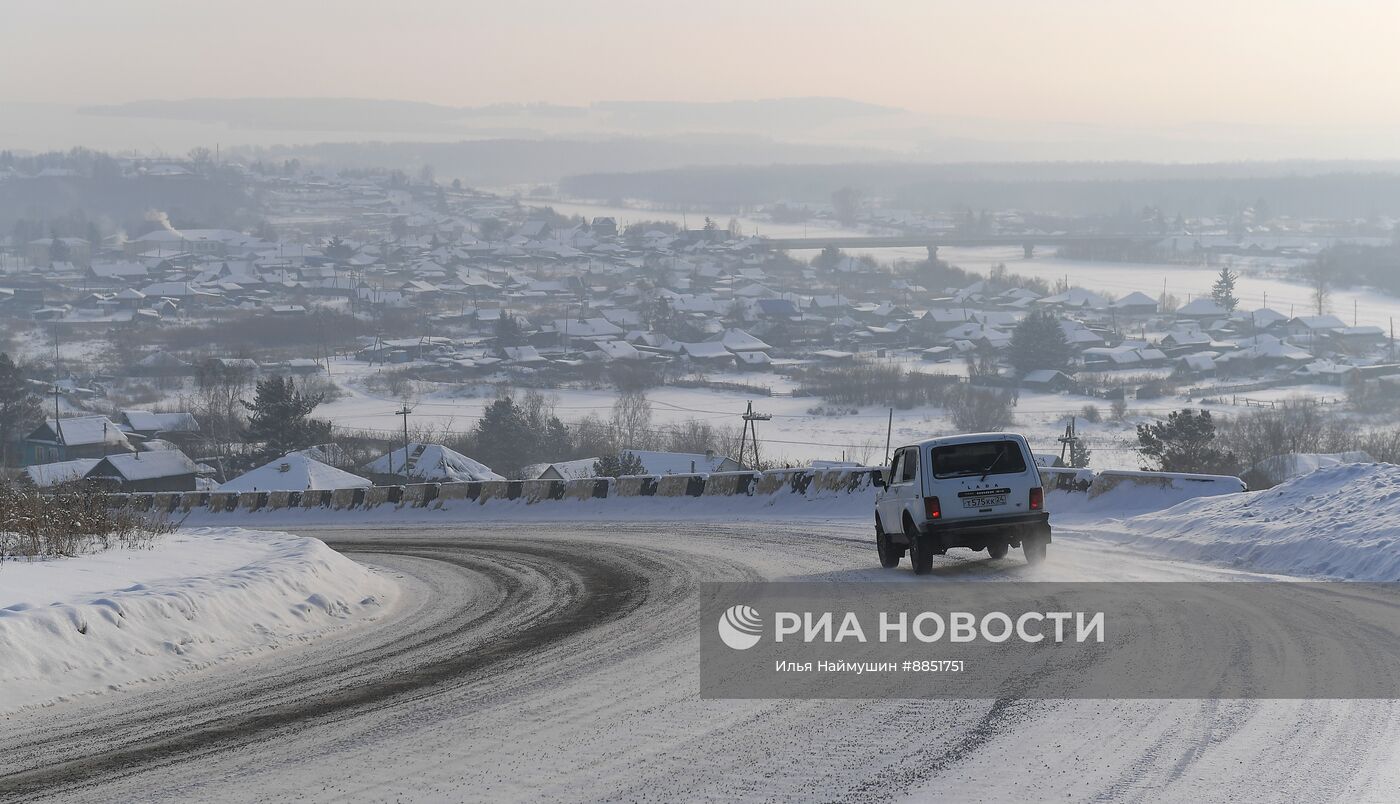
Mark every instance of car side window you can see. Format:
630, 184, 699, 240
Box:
902, 449, 918, 483
889, 451, 904, 485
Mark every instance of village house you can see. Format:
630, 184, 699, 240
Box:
22, 416, 135, 466
1108, 291, 1158, 316
1283, 315, 1347, 347
84, 449, 203, 492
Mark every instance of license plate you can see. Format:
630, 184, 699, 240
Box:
963, 495, 1005, 509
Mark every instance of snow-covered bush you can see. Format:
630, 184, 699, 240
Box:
0, 482, 173, 562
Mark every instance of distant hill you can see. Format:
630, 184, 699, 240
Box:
81, 96, 904, 136
82, 98, 484, 133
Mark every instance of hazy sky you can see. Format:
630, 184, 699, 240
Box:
5, 0, 1398, 128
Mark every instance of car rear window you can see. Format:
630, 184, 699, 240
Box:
930, 441, 1028, 479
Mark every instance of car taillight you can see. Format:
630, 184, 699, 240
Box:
925, 496, 941, 519
1029, 487, 1044, 511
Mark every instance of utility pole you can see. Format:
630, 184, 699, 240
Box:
884, 408, 893, 465
1058, 417, 1077, 466
51, 385, 64, 457
738, 401, 771, 469
394, 404, 412, 478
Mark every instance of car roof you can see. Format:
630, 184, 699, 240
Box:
902, 433, 1029, 450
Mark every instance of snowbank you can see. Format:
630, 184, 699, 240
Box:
1242, 451, 1373, 489
1076, 462, 1400, 580
1047, 469, 1245, 521
0, 527, 396, 712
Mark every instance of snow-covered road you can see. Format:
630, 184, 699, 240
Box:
2, 522, 1397, 802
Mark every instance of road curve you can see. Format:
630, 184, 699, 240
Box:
1, 522, 1397, 802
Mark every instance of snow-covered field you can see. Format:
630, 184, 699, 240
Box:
0, 528, 396, 712
313, 359, 1355, 471
319, 361, 1163, 468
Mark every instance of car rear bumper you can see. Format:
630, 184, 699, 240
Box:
918, 511, 1050, 549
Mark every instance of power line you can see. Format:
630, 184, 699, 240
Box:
327, 416, 1147, 453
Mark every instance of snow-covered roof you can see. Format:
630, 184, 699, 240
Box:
1036, 289, 1107, 309
531, 457, 600, 480
1176, 298, 1228, 317
361, 443, 503, 482
1236, 307, 1287, 327
1163, 328, 1211, 345
219, 453, 371, 492
678, 341, 732, 359
594, 340, 643, 360
1220, 339, 1314, 363
89, 449, 200, 482
502, 346, 547, 363
711, 328, 772, 353
32, 416, 130, 447
1021, 369, 1072, 384
23, 458, 100, 487
89, 260, 149, 278
1111, 291, 1158, 309
1293, 359, 1355, 377
1288, 315, 1347, 331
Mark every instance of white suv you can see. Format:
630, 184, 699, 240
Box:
874, 433, 1050, 573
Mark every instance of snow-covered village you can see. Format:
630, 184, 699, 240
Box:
4, 152, 1400, 493
3, 3, 1400, 802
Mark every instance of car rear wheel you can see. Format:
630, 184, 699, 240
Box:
906, 519, 933, 575
1023, 537, 1047, 565
875, 520, 900, 568
987, 542, 1009, 560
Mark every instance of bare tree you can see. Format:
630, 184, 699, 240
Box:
611, 390, 653, 451
1310, 257, 1334, 315
572, 414, 617, 458
666, 419, 717, 454
193, 361, 255, 455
